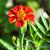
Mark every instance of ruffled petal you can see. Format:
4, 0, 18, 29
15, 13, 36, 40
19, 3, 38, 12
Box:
8, 10, 16, 17
12, 6, 18, 14
15, 21, 23, 27
26, 14, 34, 22
24, 15, 28, 21
8, 17, 16, 23
16, 5, 21, 11
23, 6, 32, 14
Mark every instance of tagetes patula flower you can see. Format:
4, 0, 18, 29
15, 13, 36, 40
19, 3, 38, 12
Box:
8, 5, 34, 27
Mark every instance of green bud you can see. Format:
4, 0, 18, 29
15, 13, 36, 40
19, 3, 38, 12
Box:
12, 36, 16, 42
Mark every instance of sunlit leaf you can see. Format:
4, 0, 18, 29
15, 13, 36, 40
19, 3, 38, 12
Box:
29, 21, 42, 39
25, 40, 29, 50
35, 18, 46, 34
40, 10, 49, 30
0, 39, 15, 50
16, 37, 20, 50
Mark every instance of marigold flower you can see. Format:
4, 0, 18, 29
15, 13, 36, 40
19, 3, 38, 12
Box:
8, 5, 34, 27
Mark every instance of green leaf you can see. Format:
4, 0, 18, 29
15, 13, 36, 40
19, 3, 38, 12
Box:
49, 19, 50, 30
29, 21, 42, 39
25, 40, 29, 50
0, 39, 15, 50
40, 10, 49, 30
35, 18, 46, 34
29, 25, 34, 40
16, 37, 20, 50
36, 32, 42, 39
35, 38, 43, 46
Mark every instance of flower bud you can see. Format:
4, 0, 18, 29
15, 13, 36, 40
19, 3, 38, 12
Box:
12, 36, 16, 42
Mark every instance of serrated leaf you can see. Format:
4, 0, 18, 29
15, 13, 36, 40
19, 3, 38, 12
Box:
40, 10, 49, 30
29, 26, 34, 40
25, 40, 29, 50
49, 19, 50, 30
0, 39, 15, 50
35, 18, 46, 34
16, 37, 20, 50
36, 32, 42, 39
35, 39, 43, 47
29, 22, 42, 39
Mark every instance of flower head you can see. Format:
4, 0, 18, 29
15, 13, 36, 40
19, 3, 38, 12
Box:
8, 5, 34, 27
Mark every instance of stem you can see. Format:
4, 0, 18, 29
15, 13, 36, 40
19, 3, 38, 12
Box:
36, 46, 40, 50
19, 28, 24, 50
21, 32, 24, 50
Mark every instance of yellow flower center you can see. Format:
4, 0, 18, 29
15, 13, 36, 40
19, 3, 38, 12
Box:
18, 8, 25, 18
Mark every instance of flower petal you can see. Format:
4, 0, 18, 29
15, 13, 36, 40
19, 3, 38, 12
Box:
23, 6, 32, 14
16, 5, 21, 11
24, 15, 28, 21
15, 21, 23, 27
12, 6, 18, 13
8, 10, 15, 17
8, 5, 34, 27
26, 14, 34, 22
8, 17, 16, 23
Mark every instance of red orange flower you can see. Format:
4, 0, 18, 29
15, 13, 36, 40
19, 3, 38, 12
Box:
8, 5, 34, 27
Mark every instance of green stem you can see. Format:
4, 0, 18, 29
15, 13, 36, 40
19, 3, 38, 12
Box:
21, 33, 24, 50
19, 28, 24, 50
36, 46, 41, 50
